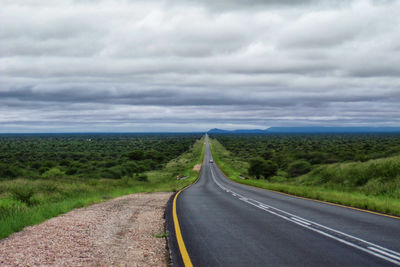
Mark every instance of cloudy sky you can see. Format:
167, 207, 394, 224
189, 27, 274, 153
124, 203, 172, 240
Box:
1, 0, 399, 132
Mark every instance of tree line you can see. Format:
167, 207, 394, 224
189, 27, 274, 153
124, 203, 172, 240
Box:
0, 133, 202, 180
210, 133, 400, 179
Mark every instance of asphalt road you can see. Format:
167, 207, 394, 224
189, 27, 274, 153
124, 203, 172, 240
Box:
168, 136, 400, 266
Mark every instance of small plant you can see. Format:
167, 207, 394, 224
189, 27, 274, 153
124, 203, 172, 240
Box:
42, 167, 65, 178
40, 183, 59, 193
136, 174, 148, 182
10, 186, 36, 206
0, 204, 27, 219
121, 175, 132, 185
287, 160, 311, 177
153, 231, 169, 238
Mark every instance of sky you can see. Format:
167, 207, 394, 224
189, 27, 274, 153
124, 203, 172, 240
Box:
1, 0, 399, 132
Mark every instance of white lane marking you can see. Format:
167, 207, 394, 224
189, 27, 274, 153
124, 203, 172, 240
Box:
290, 217, 312, 226
209, 167, 400, 266
211, 166, 400, 258
368, 247, 400, 261
258, 203, 270, 209
228, 189, 400, 266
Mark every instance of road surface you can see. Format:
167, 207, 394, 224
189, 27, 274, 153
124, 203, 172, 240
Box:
167, 136, 400, 266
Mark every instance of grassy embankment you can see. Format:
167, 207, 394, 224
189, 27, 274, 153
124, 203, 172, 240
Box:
0, 137, 205, 240
209, 138, 400, 217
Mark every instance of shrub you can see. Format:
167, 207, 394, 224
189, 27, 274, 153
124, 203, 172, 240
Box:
248, 158, 266, 179
127, 150, 144, 160
248, 158, 278, 179
42, 161, 56, 168
262, 150, 275, 160
287, 160, 311, 177
39, 182, 59, 193
121, 175, 132, 185
30, 162, 42, 169
0, 164, 22, 179
122, 162, 138, 174
59, 160, 71, 166
262, 160, 278, 179
145, 150, 164, 161
136, 174, 148, 182
10, 186, 36, 206
66, 167, 78, 175
104, 161, 117, 168
100, 166, 123, 179
42, 167, 65, 178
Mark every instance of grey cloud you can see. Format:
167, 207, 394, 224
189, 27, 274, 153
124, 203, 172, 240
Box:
0, 0, 399, 132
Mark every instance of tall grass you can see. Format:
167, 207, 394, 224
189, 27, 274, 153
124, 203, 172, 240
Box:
0, 137, 205, 240
210, 138, 400, 216
301, 157, 400, 198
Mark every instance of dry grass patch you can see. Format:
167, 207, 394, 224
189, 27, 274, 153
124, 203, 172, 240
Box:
193, 164, 202, 172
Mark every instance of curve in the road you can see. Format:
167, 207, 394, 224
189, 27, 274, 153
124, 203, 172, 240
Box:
172, 190, 193, 267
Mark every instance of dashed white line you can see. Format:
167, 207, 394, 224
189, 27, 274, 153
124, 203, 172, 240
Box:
209, 166, 400, 266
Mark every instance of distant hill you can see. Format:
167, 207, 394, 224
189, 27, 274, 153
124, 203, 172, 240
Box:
208, 127, 400, 134
266, 127, 400, 133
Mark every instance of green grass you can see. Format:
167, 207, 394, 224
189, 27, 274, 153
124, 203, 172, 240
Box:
210, 138, 400, 217
0, 137, 205, 240
145, 137, 205, 192
153, 231, 169, 238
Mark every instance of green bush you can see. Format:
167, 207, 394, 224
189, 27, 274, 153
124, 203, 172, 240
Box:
100, 166, 124, 179
136, 174, 148, 182
127, 150, 144, 160
262, 150, 275, 160
66, 167, 78, 175
0, 164, 22, 179
10, 186, 36, 206
42, 167, 65, 178
248, 158, 266, 179
248, 158, 278, 179
30, 162, 42, 169
262, 160, 278, 179
287, 160, 311, 177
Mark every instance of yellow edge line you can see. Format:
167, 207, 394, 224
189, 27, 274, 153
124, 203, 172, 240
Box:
172, 139, 205, 267
209, 139, 400, 220
173, 190, 193, 267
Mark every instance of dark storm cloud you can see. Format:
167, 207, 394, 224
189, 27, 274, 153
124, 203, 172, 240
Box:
0, 0, 399, 132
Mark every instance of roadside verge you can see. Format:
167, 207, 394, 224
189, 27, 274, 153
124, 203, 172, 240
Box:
209, 138, 400, 218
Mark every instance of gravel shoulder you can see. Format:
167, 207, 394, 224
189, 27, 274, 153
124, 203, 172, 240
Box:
0, 192, 172, 267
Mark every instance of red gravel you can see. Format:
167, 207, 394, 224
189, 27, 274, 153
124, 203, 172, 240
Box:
0, 192, 172, 266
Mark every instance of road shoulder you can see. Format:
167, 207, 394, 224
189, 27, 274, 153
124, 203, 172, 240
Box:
0, 192, 172, 266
